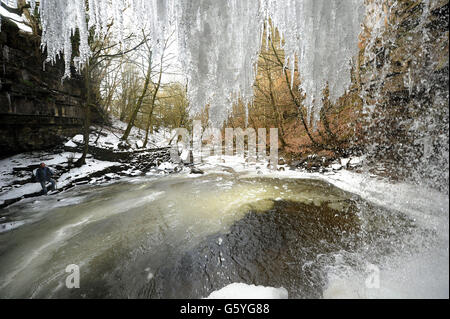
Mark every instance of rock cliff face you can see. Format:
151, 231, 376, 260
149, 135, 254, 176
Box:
0, 16, 90, 158
357, 0, 449, 191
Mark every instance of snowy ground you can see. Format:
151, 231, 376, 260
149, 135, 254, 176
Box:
71, 117, 171, 151
0, 118, 172, 207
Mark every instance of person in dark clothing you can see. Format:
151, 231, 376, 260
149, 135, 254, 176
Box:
35, 163, 57, 195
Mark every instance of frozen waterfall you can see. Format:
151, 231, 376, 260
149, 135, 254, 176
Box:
1, 0, 365, 125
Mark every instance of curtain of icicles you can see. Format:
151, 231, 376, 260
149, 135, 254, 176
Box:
1, 0, 365, 126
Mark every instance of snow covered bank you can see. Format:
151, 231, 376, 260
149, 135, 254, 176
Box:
67, 117, 171, 152
0, 151, 82, 200
0, 153, 121, 206
0, 6, 32, 33
0, 117, 173, 208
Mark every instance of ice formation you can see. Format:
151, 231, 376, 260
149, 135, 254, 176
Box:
1, 0, 365, 125
267, 0, 365, 126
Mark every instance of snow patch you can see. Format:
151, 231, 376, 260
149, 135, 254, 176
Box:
0, 6, 32, 33
58, 159, 121, 188
72, 135, 84, 144
0, 220, 26, 233
158, 162, 176, 171
64, 140, 78, 148
207, 283, 288, 299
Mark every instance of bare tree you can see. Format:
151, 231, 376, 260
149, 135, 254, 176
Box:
75, 25, 146, 166
121, 31, 154, 142
142, 33, 175, 148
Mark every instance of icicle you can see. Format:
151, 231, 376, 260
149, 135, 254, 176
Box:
245, 103, 249, 128
0, 0, 366, 127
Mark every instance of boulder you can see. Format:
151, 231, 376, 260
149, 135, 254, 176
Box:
190, 167, 205, 175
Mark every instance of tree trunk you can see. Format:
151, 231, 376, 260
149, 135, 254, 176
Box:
121, 52, 152, 141
143, 56, 163, 148
76, 65, 91, 167
265, 65, 287, 149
